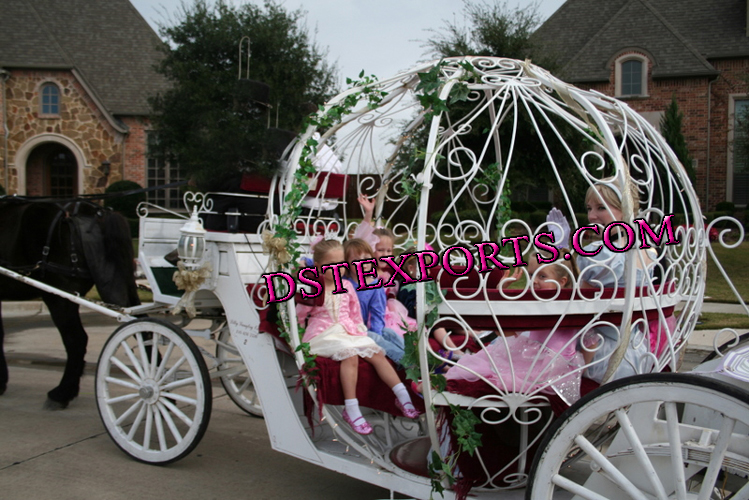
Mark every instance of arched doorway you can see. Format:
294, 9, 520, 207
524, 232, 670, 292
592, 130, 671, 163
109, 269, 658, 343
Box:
25, 143, 78, 197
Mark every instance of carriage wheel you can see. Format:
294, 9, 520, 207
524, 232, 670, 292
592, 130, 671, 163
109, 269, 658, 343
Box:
95, 318, 212, 465
215, 325, 263, 417
702, 332, 749, 363
527, 373, 749, 500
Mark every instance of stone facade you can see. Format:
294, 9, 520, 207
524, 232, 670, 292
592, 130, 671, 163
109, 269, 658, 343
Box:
0, 69, 153, 196
580, 54, 749, 210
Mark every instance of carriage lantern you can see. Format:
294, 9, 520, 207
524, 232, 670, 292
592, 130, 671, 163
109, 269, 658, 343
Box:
177, 207, 206, 267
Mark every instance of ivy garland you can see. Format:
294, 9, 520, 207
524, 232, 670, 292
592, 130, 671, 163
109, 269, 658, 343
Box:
269, 61, 490, 497
270, 71, 388, 383
399, 60, 491, 497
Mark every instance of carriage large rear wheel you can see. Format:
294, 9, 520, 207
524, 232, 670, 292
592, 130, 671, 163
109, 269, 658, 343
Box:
527, 373, 749, 499
215, 324, 263, 417
95, 318, 212, 465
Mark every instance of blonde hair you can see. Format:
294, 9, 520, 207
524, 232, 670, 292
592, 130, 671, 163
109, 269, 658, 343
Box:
534, 248, 580, 287
585, 175, 638, 215
312, 239, 343, 265
373, 227, 395, 243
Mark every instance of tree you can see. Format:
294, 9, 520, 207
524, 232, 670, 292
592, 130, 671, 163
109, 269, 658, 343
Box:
660, 96, 695, 183
424, 0, 556, 71
421, 2, 586, 210
149, 0, 337, 190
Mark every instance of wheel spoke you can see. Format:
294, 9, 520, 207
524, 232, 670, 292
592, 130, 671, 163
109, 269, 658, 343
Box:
115, 399, 143, 426
154, 404, 167, 452
574, 434, 650, 500
136, 333, 150, 380
216, 364, 246, 380
111, 356, 142, 384
160, 392, 198, 406
157, 355, 187, 385
698, 415, 736, 500
156, 402, 183, 443
120, 340, 146, 380
237, 374, 253, 394
105, 376, 140, 390
552, 474, 609, 500
161, 376, 196, 392
149, 332, 160, 379
159, 398, 194, 427
153, 341, 175, 382
127, 403, 147, 440
614, 409, 669, 500
143, 405, 153, 451
106, 393, 140, 405
665, 402, 688, 500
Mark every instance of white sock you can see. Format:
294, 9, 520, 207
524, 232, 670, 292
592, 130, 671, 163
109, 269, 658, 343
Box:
344, 398, 363, 421
392, 383, 414, 409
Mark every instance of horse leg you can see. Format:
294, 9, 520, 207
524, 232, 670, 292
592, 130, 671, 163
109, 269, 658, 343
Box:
42, 293, 87, 410
0, 303, 7, 395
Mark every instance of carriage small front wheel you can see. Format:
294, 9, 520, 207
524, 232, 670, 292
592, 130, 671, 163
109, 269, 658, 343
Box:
95, 318, 212, 465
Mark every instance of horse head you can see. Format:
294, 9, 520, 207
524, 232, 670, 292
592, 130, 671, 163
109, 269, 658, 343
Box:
74, 206, 140, 308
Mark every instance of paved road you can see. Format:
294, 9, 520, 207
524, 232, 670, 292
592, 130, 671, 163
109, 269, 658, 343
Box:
0, 312, 398, 500
0, 305, 743, 499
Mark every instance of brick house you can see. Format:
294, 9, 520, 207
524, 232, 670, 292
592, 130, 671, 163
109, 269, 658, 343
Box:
0, 0, 174, 204
533, 0, 749, 209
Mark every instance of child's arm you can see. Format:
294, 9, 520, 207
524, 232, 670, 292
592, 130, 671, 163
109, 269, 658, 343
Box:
368, 289, 387, 335
339, 282, 369, 336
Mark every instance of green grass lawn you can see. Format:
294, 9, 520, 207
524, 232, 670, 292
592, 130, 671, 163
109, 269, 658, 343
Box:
705, 241, 749, 303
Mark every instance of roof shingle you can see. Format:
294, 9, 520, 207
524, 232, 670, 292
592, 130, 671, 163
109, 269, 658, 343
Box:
533, 0, 749, 82
0, 0, 170, 116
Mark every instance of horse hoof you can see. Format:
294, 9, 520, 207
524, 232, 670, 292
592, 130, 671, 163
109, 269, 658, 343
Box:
43, 398, 69, 411
0, 385, 5, 396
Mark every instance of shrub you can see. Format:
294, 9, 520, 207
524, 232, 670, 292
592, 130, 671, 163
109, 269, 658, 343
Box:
104, 180, 146, 219
715, 201, 735, 214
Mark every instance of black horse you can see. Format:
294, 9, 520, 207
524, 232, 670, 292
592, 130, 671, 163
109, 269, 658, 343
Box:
0, 198, 140, 408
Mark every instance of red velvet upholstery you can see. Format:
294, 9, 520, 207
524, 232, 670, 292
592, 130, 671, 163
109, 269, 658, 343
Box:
306, 172, 348, 198
312, 357, 425, 416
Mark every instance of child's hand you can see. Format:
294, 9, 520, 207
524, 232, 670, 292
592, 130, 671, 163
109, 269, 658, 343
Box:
357, 194, 375, 222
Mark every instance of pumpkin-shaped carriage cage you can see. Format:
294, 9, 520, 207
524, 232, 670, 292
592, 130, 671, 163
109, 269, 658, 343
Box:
258, 56, 749, 498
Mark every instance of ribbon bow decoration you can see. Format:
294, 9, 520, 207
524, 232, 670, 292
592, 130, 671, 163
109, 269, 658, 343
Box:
262, 230, 292, 264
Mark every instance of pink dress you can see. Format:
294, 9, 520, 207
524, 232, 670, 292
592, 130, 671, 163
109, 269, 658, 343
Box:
384, 298, 417, 336
296, 280, 382, 361
446, 328, 584, 405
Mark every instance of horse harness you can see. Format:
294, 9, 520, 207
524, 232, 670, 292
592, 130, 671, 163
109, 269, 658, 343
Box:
1, 199, 102, 280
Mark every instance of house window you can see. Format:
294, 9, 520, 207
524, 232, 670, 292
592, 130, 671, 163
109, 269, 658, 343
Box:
732, 99, 749, 206
147, 133, 183, 210
40, 83, 60, 115
621, 60, 642, 95
615, 54, 648, 97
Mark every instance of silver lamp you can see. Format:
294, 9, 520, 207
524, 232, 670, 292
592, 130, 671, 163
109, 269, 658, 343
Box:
177, 207, 206, 267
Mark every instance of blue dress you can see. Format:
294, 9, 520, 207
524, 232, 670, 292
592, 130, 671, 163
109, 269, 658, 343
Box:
577, 242, 656, 383
346, 277, 405, 363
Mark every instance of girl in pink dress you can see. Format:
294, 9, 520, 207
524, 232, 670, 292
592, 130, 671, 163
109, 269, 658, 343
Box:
446, 251, 587, 405
296, 239, 419, 435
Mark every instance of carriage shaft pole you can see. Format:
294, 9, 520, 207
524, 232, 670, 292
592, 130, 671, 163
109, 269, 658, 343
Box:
0, 265, 136, 322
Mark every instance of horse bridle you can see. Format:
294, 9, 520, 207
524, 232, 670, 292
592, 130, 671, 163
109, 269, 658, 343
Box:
0, 199, 98, 279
